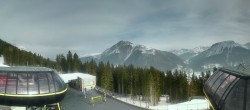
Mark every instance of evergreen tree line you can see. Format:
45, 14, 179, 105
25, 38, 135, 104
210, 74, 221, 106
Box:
54, 51, 82, 73
0, 39, 54, 67
54, 52, 211, 104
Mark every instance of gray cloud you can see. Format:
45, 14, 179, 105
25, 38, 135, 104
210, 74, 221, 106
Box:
0, 0, 250, 59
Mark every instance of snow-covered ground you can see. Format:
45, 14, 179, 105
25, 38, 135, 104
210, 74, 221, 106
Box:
114, 96, 209, 110
0, 56, 9, 67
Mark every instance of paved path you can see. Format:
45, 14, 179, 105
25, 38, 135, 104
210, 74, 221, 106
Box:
60, 88, 144, 110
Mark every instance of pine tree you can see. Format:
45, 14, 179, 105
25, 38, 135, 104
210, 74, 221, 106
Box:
89, 59, 97, 75
72, 53, 81, 72
67, 51, 73, 72
188, 73, 197, 97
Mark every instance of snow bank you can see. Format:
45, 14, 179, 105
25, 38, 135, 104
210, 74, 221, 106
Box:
0, 56, 9, 67
151, 99, 209, 110
114, 96, 209, 110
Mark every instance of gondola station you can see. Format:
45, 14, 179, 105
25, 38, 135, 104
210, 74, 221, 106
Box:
204, 66, 250, 110
0, 66, 67, 109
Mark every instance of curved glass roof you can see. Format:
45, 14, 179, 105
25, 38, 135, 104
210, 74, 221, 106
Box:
0, 66, 67, 96
204, 67, 250, 110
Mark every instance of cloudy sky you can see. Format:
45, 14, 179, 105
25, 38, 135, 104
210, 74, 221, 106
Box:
0, 0, 250, 59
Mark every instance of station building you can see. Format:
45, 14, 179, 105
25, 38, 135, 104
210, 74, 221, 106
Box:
204, 66, 250, 110
59, 73, 96, 92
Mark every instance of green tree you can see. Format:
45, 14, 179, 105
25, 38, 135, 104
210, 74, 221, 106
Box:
67, 51, 73, 72
72, 53, 81, 72
188, 73, 197, 97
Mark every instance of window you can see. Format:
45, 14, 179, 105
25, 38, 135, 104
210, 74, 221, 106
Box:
206, 71, 223, 97
6, 73, 17, 94
38, 73, 49, 94
211, 73, 228, 95
213, 75, 236, 106
47, 73, 55, 93
207, 71, 222, 88
17, 73, 28, 94
206, 70, 218, 83
0, 74, 7, 93
223, 80, 246, 110
52, 73, 65, 92
218, 78, 239, 109
28, 73, 38, 94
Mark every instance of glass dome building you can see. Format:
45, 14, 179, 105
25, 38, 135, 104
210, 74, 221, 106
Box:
0, 66, 67, 106
204, 67, 250, 110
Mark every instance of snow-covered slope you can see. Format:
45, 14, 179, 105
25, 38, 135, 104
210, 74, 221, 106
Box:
170, 47, 209, 62
244, 42, 250, 49
171, 47, 208, 56
205, 41, 242, 57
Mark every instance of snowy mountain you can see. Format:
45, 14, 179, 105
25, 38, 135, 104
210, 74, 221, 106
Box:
244, 42, 250, 49
170, 47, 209, 61
81, 41, 185, 71
80, 53, 101, 63
81, 40, 250, 72
189, 41, 250, 71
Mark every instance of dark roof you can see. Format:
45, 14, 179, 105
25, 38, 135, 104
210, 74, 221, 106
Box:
0, 66, 54, 72
220, 65, 250, 78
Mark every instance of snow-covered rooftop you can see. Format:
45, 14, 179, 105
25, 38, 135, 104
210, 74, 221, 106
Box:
59, 73, 95, 83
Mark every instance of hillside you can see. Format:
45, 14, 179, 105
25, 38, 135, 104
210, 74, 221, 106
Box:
0, 38, 55, 67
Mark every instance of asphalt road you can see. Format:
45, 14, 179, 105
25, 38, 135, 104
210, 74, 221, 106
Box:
60, 88, 145, 110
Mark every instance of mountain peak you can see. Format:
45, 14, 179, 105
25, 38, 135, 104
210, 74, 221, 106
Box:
212, 40, 241, 48
116, 40, 133, 46
244, 42, 250, 49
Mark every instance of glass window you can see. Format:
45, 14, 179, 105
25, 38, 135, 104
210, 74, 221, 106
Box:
28, 73, 38, 94
204, 72, 216, 90
211, 73, 228, 95
38, 73, 49, 94
218, 78, 239, 109
6, 73, 17, 94
47, 73, 55, 93
223, 80, 246, 110
208, 71, 223, 88
206, 71, 223, 96
52, 73, 65, 92
246, 80, 250, 110
213, 75, 236, 106
17, 73, 28, 94
206, 70, 218, 84
0, 74, 7, 93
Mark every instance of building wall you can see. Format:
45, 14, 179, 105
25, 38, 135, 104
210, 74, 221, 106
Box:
81, 77, 96, 91
68, 76, 96, 92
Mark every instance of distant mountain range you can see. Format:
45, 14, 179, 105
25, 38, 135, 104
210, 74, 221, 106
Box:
81, 40, 250, 72
170, 47, 209, 62
189, 41, 250, 71
81, 41, 184, 71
